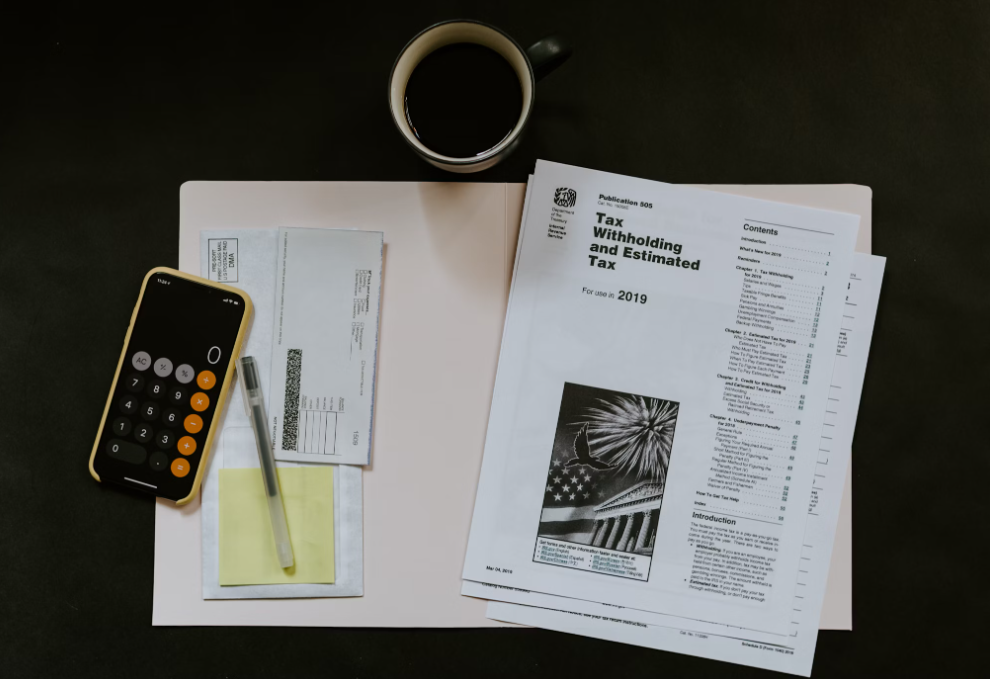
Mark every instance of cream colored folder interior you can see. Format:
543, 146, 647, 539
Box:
154, 181, 866, 628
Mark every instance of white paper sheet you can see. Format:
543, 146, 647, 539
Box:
200, 229, 363, 599
463, 162, 860, 635
155, 180, 866, 628
156, 181, 526, 626
268, 228, 383, 466
483, 253, 885, 675
467, 179, 858, 636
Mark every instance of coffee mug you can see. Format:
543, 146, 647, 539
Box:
389, 20, 571, 173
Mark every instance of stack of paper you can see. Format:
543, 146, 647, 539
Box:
461, 162, 884, 676
200, 226, 382, 599
157, 180, 864, 631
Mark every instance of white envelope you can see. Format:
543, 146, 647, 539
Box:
200, 228, 364, 600
267, 227, 383, 466
154, 181, 865, 628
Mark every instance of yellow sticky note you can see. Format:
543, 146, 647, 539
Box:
219, 466, 335, 586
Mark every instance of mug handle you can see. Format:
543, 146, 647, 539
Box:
527, 35, 572, 82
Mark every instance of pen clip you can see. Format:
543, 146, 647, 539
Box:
237, 358, 252, 418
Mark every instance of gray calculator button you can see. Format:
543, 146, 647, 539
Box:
132, 351, 152, 371
140, 401, 159, 422
154, 357, 173, 378
147, 379, 166, 399
175, 364, 195, 384
107, 439, 147, 464
119, 395, 138, 415
133, 422, 154, 443
168, 385, 187, 406
156, 429, 176, 449
111, 416, 132, 436
125, 373, 145, 393
149, 451, 168, 471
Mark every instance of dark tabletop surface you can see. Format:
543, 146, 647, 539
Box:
1, 1, 987, 677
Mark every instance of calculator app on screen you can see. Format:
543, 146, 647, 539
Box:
90, 270, 250, 503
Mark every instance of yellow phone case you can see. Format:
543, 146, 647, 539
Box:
88, 267, 253, 505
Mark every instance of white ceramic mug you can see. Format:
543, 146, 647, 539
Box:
389, 20, 571, 173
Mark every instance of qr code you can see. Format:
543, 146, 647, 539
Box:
281, 349, 303, 451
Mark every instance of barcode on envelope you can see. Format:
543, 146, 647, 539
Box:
281, 349, 302, 451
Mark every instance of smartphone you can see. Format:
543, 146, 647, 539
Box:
89, 267, 253, 504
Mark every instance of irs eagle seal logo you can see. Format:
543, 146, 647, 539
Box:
554, 187, 577, 208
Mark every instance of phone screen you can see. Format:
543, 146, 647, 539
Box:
92, 271, 247, 501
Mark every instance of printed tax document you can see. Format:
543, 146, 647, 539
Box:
462, 162, 860, 635
466, 178, 862, 633
483, 254, 885, 676
466, 180, 862, 638
219, 466, 335, 585
156, 181, 866, 627
201, 228, 363, 599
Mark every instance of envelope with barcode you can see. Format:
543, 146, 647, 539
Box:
208, 226, 383, 466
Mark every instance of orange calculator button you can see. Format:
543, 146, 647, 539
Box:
184, 414, 203, 434
177, 436, 197, 456
170, 458, 190, 477
196, 370, 216, 390
190, 392, 210, 412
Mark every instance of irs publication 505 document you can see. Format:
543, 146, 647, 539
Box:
483, 253, 885, 676
462, 161, 860, 634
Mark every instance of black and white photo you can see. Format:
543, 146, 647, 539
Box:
534, 382, 679, 579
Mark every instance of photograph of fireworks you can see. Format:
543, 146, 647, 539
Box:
536, 382, 679, 557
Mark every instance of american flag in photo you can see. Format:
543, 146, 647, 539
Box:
538, 386, 678, 546
540, 453, 608, 543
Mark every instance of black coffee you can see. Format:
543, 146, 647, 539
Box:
404, 43, 523, 158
